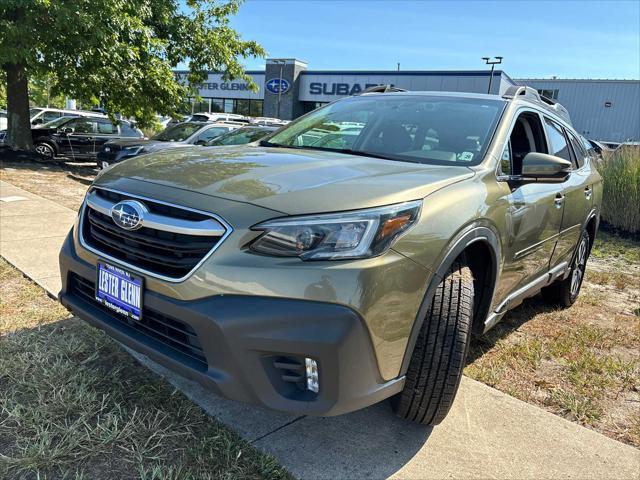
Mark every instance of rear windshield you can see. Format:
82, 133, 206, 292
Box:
265, 95, 505, 166
152, 122, 203, 142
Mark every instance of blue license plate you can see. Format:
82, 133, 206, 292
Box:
95, 262, 143, 320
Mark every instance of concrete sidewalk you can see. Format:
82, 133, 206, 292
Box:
1, 179, 639, 479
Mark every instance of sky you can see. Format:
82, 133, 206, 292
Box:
226, 0, 640, 79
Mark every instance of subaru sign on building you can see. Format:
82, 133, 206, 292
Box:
177, 57, 640, 142
266, 78, 290, 94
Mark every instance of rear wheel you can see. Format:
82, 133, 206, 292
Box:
542, 230, 590, 307
392, 259, 474, 425
34, 142, 55, 159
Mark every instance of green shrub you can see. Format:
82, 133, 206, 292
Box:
600, 146, 640, 234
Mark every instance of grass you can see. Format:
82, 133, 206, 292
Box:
0, 259, 291, 480
599, 146, 640, 234
466, 230, 640, 447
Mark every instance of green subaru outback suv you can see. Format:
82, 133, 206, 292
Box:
59, 86, 602, 425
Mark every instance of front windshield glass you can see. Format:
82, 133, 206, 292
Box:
206, 127, 273, 146
29, 108, 43, 119
265, 95, 505, 166
152, 122, 203, 142
41, 116, 75, 128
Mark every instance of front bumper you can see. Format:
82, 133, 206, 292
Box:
59, 232, 404, 416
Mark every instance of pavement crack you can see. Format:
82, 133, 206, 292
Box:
250, 415, 306, 444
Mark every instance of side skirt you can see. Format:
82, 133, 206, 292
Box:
483, 261, 568, 333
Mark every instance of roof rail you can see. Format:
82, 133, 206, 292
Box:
360, 85, 408, 95
503, 85, 572, 125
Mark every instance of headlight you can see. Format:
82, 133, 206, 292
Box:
250, 200, 422, 260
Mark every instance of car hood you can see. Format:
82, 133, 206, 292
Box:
95, 146, 475, 214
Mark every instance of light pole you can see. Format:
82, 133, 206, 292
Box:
482, 56, 503, 94
272, 59, 286, 119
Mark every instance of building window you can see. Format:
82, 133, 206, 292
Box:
194, 98, 264, 117
537, 89, 559, 100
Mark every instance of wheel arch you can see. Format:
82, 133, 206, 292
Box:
398, 224, 501, 377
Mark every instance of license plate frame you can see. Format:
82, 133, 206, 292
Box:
95, 261, 144, 320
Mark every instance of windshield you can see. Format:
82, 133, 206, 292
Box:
29, 108, 43, 119
41, 116, 76, 128
206, 127, 273, 146
152, 122, 203, 142
265, 95, 505, 166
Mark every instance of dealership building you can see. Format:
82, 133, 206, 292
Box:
179, 58, 640, 143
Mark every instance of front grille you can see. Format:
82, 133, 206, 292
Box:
69, 273, 208, 370
81, 189, 227, 279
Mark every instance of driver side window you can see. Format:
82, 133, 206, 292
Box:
501, 111, 548, 175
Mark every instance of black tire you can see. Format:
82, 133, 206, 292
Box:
34, 141, 55, 159
542, 230, 590, 308
391, 259, 474, 426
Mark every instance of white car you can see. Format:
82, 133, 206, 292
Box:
0, 110, 6, 131
29, 107, 106, 126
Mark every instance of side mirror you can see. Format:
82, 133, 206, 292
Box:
194, 140, 206, 146
61, 127, 74, 135
32, 118, 43, 125
522, 152, 572, 180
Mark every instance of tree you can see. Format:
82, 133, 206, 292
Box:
0, 0, 265, 150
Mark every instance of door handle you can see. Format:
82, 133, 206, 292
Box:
554, 193, 565, 208
584, 186, 593, 199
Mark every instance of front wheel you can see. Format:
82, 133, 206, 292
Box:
542, 230, 590, 307
391, 259, 474, 426
34, 142, 55, 159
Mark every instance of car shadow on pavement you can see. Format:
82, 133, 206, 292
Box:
130, 346, 432, 480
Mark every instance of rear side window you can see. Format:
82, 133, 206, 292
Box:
96, 120, 117, 134
119, 123, 140, 137
544, 118, 572, 163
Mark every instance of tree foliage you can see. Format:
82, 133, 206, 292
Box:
0, 0, 265, 148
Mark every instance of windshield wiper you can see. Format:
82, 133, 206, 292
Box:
259, 141, 407, 162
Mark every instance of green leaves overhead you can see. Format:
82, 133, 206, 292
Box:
0, 0, 265, 126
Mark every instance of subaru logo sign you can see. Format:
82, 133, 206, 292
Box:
111, 200, 147, 231
266, 78, 290, 95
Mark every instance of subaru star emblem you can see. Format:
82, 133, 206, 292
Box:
111, 200, 147, 230
266, 78, 290, 95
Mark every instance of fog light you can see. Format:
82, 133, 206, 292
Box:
305, 358, 319, 393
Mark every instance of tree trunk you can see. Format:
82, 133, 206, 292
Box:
4, 62, 32, 151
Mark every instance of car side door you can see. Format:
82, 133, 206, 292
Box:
493, 109, 565, 307
59, 117, 97, 156
547, 121, 593, 268
93, 119, 120, 155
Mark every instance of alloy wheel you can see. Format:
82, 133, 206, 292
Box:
570, 237, 588, 298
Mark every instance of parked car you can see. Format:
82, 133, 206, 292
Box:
59, 86, 602, 426
204, 125, 278, 146
96, 121, 241, 168
0, 109, 7, 131
30, 116, 142, 159
189, 112, 249, 123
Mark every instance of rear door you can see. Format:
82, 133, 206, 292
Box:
93, 119, 120, 154
547, 120, 592, 268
